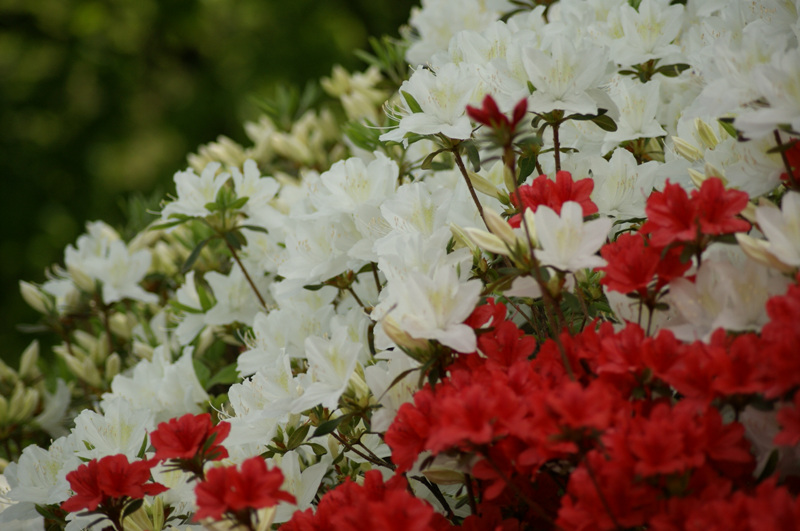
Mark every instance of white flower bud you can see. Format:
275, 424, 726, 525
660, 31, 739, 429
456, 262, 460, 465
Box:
19, 281, 50, 314
105, 353, 121, 380
18, 340, 40, 380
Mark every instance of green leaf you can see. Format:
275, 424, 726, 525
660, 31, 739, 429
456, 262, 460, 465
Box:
718, 118, 739, 139
238, 224, 269, 234
344, 120, 382, 151
181, 237, 212, 274
122, 498, 144, 519
656, 63, 690, 77
518, 154, 538, 181
758, 448, 780, 481
193, 359, 211, 389
137, 433, 149, 459
591, 114, 618, 132
401, 90, 423, 114
223, 230, 245, 251
463, 140, 481, 171
312, 416, 347, 438
205, 363, 239, 390
421, 149, 446, 170
305, 442, 329, 456
286, 424, 311, 450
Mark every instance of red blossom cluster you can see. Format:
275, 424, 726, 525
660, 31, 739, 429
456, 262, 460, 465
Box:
379, 286, 800, 529
195, 456, 295, 524
150, 412, 231, 480
509, 171, 598, 227
281, 470, 450, 531
60, 454, 167, 529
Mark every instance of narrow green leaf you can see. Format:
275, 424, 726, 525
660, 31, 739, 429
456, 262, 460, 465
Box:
312, 416, 347, 438
463, 140, 481, 171
181, 237, 211, 274
122, 499, 144, 519
591, 114, 618, 132
421, 149, 443, 170
287, 424, 311, 450
401, 90, 423, 113
205, 363, 240, 390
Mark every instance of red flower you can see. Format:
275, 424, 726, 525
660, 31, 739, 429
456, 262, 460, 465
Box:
467, 95, 527, 134
509, 171, 597, 226
61, 454, 167, 513
640, 180, 697, 247
281, 470, 449, 531
775, 391, 800, 447
151, 413, 230, 462
194, 456, 295, 522
640, 178, 749, 247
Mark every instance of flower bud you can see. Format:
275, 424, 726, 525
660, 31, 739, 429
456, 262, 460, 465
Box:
463, 227, 509, 255
0, 394, 8, 425
19, 281, 50, 314
467, 170, 500, 198
736, 233, 796, 273
19, 340, 40, 381
67, 264, 96, 293
105, 353, 122, 380
703, 162, 726, 184
381, 316, 431, 354
449, 223, 479, 254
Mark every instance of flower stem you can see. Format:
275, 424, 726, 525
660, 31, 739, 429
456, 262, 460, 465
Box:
223, 238, 267, 310
452, 147, 488, 229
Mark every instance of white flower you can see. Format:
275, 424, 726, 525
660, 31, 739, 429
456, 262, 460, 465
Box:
88, 240, 157, 305
373, 263, 482, 353
173, 271, 206, 345
522, 34, 611, 115
231, 159, 281, 229
756, 191, 800, 268
103, 346, 208, 424
585, 149, 661, 222
380, 63, 481, 143
290, 326, 366, 413
534, 202, 611, 272
365, 351, 421, 432
70, 397, 155, 460
161, 162, 230, 220
613, 0, 684, 67
271, 451, 331, 524
204, 265, 269, 327
603, 77, 667, 150
736, 47, 800, 139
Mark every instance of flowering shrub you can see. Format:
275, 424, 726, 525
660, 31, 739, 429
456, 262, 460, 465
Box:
2, 0, 800, 530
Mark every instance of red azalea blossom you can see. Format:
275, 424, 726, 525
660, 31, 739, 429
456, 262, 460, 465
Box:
281, 470, 449, 531
509, 171, 597, 227
194, 456, 295, 522
466, 95, 527, 135
61, 454, 167, 513
779, 139, 800, 185
151, 412, 230, 462
640, 178, 750, 247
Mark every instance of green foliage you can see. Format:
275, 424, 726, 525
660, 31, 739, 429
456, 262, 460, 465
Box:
0, 0, 417, 365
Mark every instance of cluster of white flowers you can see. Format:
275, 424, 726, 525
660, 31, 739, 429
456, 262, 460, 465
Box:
3, 0, 800, 529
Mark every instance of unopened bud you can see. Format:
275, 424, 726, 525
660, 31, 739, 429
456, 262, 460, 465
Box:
463, 227, 509, 256
449, 224, 478, 254
19, 341, 40, 380
19, 281, 50, 314
467, 170, 500, 198
381, 316, 431, 354
736, 233, 796, 273
105, 353, 121, 380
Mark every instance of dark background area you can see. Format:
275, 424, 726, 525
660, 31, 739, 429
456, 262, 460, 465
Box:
0, 0, 417, 364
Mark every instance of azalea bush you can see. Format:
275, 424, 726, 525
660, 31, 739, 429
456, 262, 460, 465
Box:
2, 0, 800, 529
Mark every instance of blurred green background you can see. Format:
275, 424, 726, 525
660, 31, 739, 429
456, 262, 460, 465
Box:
0, 0, 416, 364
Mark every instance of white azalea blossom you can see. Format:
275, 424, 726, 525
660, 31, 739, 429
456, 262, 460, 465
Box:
534, 202, 611, 272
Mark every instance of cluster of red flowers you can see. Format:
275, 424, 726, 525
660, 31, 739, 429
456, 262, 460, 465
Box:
282, 470, 450, 531
195, 456, 296, 524
382, 285, 800, 529
509, 171, 598, 227
150, 412, 230, 481
60, 455, 167, 529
